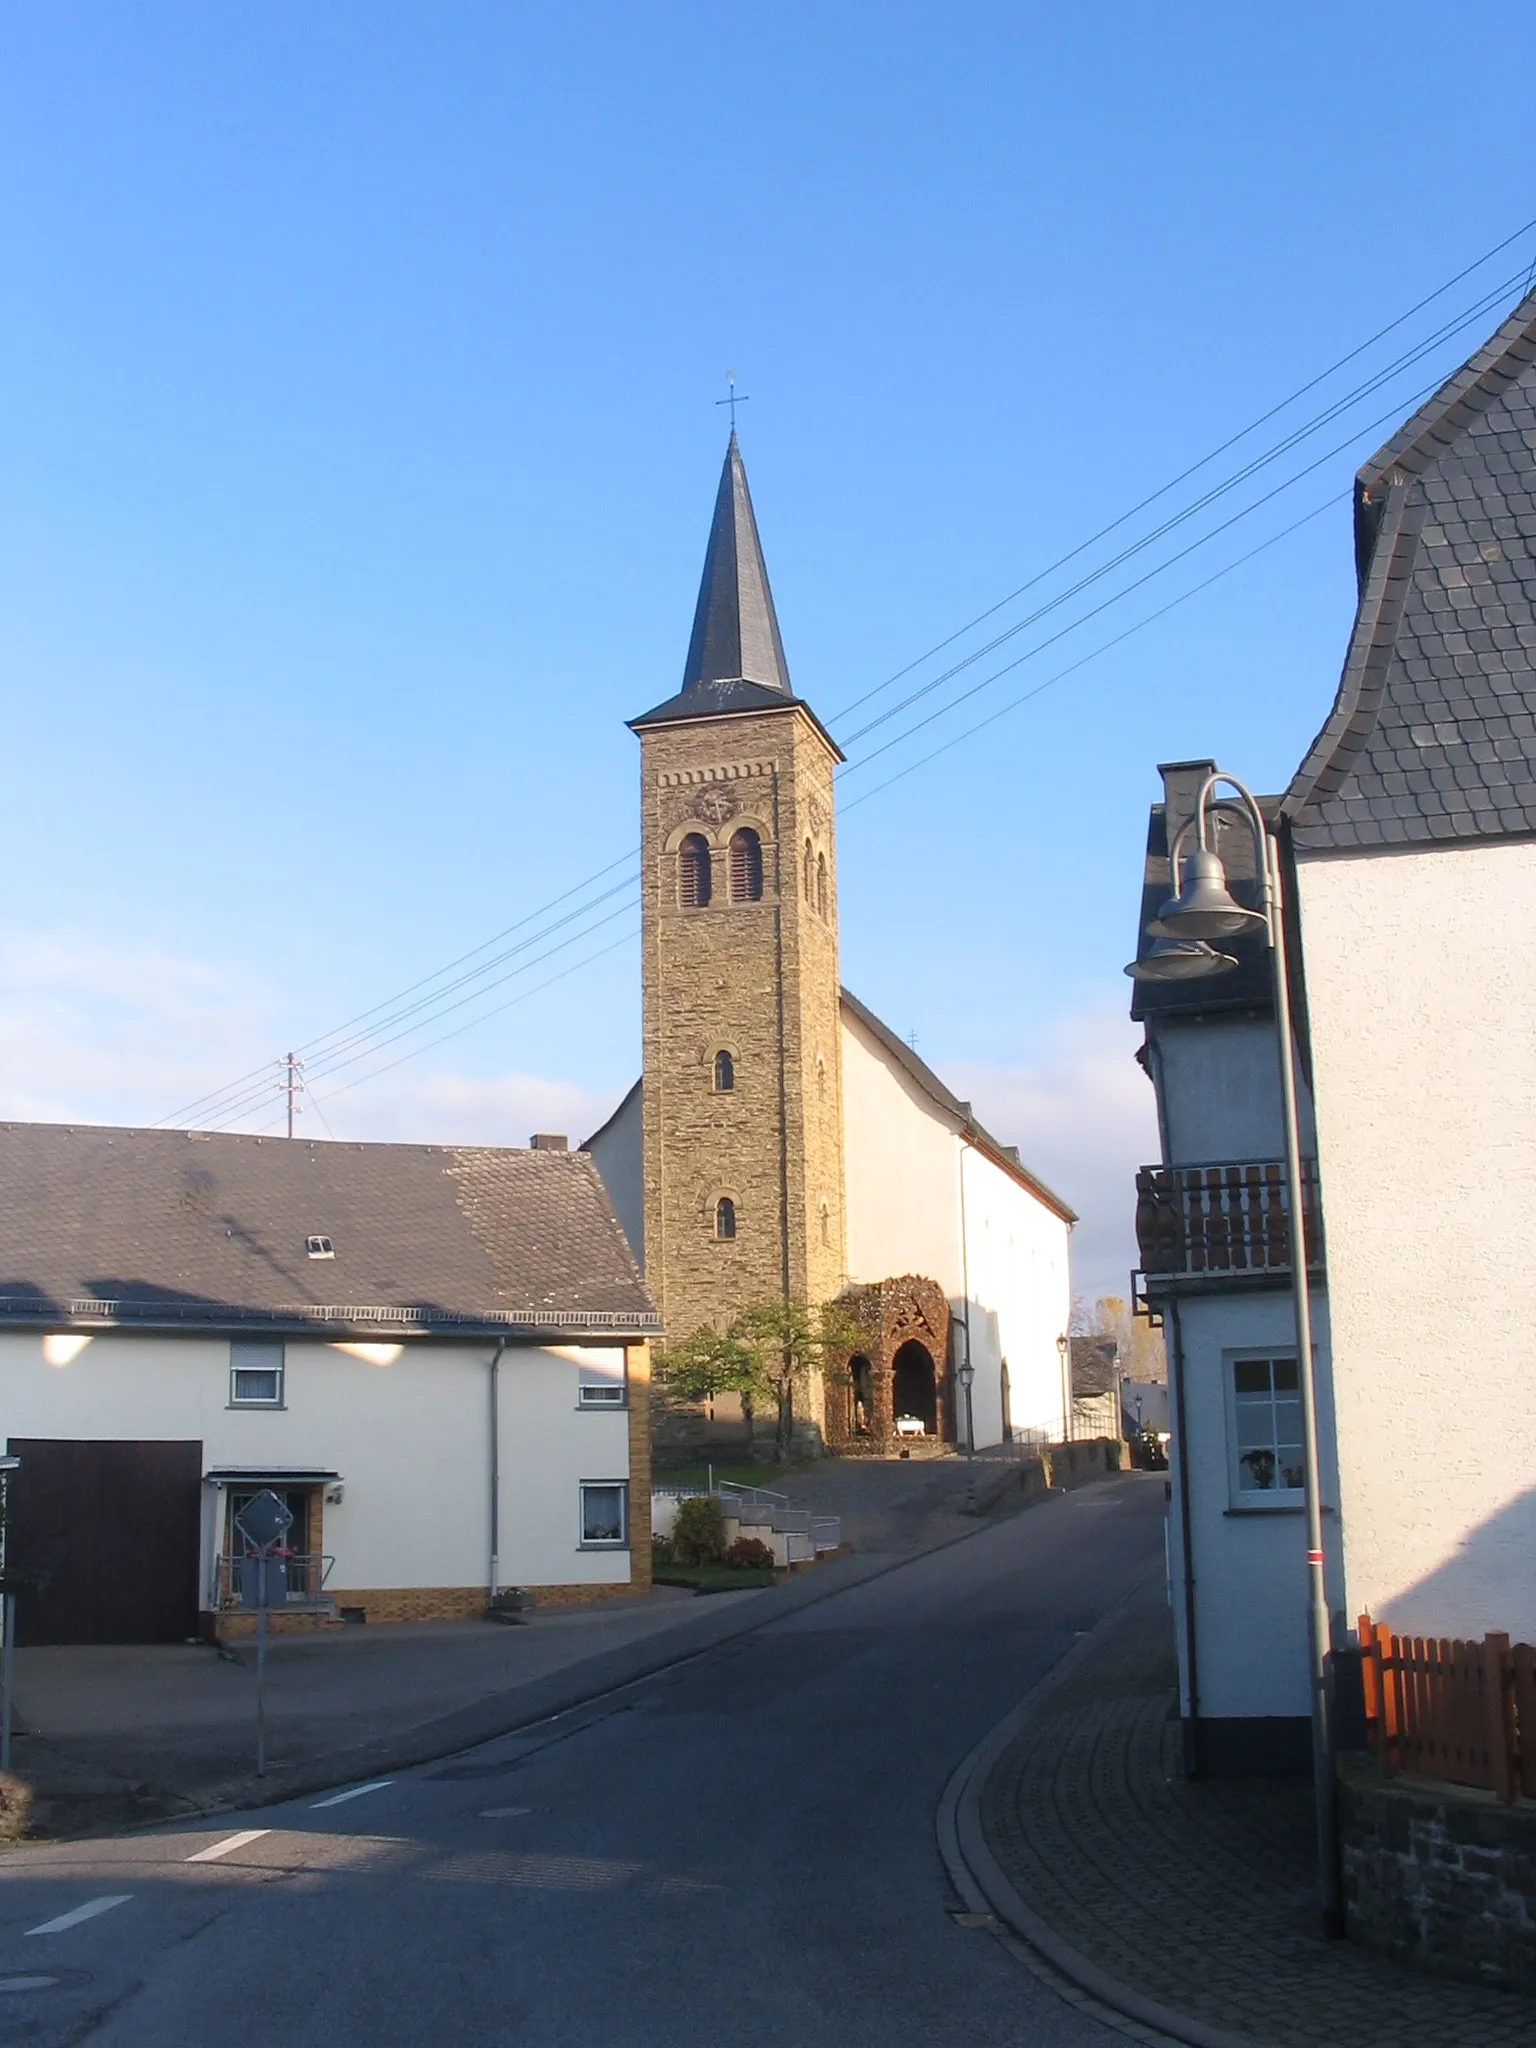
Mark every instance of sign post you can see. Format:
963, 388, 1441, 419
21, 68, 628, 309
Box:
234, 1490, 293, 1780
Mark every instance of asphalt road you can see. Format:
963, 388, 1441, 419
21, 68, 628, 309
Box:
0, 1474, 1165, 2048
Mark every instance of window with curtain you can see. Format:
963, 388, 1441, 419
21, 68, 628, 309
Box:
728, 828, 763, 903
678, 834, 712, 908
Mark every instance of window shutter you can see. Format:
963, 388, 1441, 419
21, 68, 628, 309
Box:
679, 834, 712, 908
729, 829, 763, 903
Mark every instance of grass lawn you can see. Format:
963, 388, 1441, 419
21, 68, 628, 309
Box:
653, 1563, 781, 1594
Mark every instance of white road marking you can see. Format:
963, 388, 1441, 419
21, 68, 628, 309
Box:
25, 1895, 131, 1936
478, 1806, 532, 1818
310, 1779, 394, 1809
185, 1828, 271, 1863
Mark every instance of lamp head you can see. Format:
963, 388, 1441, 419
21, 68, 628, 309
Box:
1148, 846, 1266, 942
1125, 936, 1239, 983
957, 1361, 974, 1391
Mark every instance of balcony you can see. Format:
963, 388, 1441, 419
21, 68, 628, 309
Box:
1135, 1159, 1324, 1291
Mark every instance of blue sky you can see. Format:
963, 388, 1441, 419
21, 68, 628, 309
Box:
2, 3, 1532, 1299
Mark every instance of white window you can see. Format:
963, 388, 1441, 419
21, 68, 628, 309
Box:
579, 1383, 625, 1408
580, 1481, 628, 1546
306, 1235, 335, 1260
578, 1356, 627, 1408
1228, 1355, 1303, 1502
230, 1339, 285, 1408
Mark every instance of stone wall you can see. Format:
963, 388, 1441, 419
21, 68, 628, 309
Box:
1339, 1755, 1536, 1992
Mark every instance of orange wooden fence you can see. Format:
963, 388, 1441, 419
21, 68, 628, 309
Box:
1358, 1613, 1536, 1804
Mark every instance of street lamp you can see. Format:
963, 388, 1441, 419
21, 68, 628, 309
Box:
1127, 766, 1339, 1936
1056, 1332, 1071, 1444
957, 1359, 975, 1461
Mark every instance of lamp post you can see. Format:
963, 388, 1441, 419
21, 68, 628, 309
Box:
957, 1359, 975, 1461
1056, 1332, 1071, 1444
1127, 767, 1340, 1935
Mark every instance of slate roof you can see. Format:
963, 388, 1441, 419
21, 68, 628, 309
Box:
839, 989, 1078, 1223
630, 434, 842, 757
1129, 760, 1279, 1022
0, 1123, 657, 1338
1284, 289, 1536, 853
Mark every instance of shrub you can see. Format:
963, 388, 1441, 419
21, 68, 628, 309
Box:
651, 1532, 676, 1566
673, 1494, 726, 1565
726, 1535, 775, 1571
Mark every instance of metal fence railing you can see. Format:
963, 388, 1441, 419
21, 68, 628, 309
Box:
216, 1552, 335, 1610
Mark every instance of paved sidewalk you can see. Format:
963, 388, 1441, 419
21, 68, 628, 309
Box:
972, 1584, 1536, 2048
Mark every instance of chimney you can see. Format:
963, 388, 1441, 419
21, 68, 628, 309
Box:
531, 1133, 569, 1151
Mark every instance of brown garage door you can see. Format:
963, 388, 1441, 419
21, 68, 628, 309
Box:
6, 1440, 202, 1646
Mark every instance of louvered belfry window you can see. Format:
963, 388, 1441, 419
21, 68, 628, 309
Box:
728, 828, 763, 903
679, 834, 712, 909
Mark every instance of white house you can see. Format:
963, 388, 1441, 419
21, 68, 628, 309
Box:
0, 1122, 658, 1644
1129, 287, 1536, 1774
586, 992, 1076, 1451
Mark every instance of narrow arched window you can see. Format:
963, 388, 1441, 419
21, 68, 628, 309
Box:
715, 1196, 736, 1240
816, 852, 828, 918
678, 833, 712, 909
819, 1199, 830, 1247
729, 828, 763, 903
803, 838, 814, 902
713, 1049, 734, 1092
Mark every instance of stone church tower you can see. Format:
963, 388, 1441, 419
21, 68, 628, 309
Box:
630, 435, 846, 1376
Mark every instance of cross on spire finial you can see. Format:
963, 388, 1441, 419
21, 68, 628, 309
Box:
715, 369, 750, 433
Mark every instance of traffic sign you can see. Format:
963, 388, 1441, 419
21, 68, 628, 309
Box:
234, 1490, 293, 1551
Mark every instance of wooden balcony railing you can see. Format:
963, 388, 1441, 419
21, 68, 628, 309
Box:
1135, 1159, 1323, 1279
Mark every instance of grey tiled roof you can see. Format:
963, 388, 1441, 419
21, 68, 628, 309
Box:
1284, 290, 1536, 852
632, 433, 798, 731
0, 1123, 657, 1337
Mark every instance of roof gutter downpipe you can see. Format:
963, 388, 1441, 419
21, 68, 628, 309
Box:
488, 1338, 507, 1601
1167, 1295, 1202, 1780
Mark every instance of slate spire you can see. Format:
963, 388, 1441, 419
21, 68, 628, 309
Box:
681, 432, 792, 695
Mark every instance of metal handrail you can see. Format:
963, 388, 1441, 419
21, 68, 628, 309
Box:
216, 1552, 335, 1607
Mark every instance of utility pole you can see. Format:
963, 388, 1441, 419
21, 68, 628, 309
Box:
280, 1053, 304, 1137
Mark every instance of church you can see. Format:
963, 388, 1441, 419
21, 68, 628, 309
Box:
585, 435, 1076, 1459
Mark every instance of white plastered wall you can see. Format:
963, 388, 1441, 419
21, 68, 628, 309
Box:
0, 1332, 633, 1601
841, 1005, 1073, 1448
1296, 838, 1536, 1640
1166, 1290, 1340, 1721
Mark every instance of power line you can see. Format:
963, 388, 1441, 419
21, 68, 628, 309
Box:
840, 492, 1346, 816
825, 217, 1536, 728
834, 266, 1530, 751
160, 236, 1535, 1129
838, 370, 1447, 781
156, 847, 639, 1127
